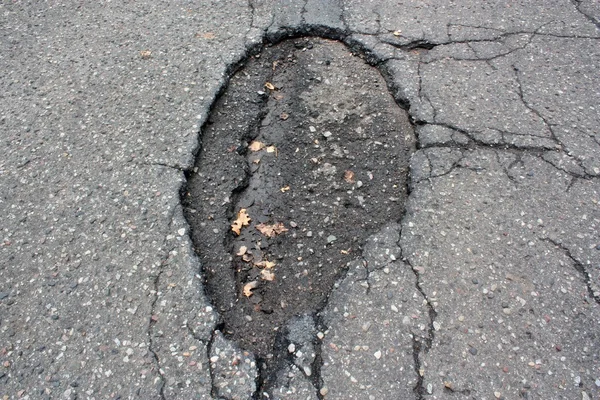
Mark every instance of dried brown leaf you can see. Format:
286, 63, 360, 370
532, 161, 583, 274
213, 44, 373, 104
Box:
255, 260, 276, 269
280, 112, 289, 120
280, 185, 290, 193
265, 82, 275, 90
266, 145, 277, 154
261, 269, 275, 281
243, 281, 259, 297
231, 209, 251, 235
140, 50, 152, 59
256, 222, 288, 238
198, 32, 216, 39
344, 170, 355, 183
248, 141, 265, 152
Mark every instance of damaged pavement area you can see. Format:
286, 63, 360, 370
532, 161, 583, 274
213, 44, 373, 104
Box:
182, 37, 416, 395
0, 0, 599, 400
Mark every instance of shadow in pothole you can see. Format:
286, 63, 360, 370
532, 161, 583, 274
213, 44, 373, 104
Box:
182, 36, 414, 389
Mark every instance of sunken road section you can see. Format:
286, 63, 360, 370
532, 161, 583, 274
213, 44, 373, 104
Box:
183, 37, 414, 359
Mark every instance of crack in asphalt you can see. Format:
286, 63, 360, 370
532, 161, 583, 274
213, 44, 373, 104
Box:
541, 238, 600, 305
206, 327, 222, 398
147, 202, 182, 399
512, 65, 560, 144
400, 255, 438, 399
148, 268, 167, 400
148, 248, 171, 400
569, 0, 600, 29
418, 122, 559, 151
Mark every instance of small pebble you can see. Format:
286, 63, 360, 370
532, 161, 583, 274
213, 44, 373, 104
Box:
469, 347, 478, 355
327, 235, 337, 243
288, 343, 296, 353
582, 392, 590, 400
472, 278, 479, 284
320, 388, 329, 396
374, 350, 382, 359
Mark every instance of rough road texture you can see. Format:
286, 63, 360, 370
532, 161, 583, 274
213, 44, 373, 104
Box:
1, 1, 599, 399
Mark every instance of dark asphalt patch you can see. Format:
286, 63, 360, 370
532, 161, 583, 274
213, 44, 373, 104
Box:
183, 36, 414, 368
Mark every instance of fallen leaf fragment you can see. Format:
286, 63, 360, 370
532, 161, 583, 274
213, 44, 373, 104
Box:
236, 246, 247, 256
266, 145, 277, 154
243, 281, 259, 297
265, 82, 276, 90
242, 254, 253, 262
256, 222, 288, 237
280, 112, 289, 120
255, 260, 276, 269
231, 209, 251, 235
280, 185, 290, 193
344, 170, 355, 183
198, 32, 216, 39
261, 269, 275, 281
273, 93, 284, 100
140, 50, 152, 59
393, 30, 402, 36
248, 141, 265, 152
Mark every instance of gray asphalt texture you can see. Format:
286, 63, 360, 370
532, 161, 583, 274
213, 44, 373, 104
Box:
1, 1, 599, 400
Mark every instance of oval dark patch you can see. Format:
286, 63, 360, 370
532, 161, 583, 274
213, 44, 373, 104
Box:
183, 37, 414, 357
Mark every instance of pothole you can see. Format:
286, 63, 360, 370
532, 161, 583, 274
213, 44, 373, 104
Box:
182, 36, 414, 380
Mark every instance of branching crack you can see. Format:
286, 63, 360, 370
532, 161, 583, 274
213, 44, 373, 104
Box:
400, 255, 438, 398
512, 66, 561, 146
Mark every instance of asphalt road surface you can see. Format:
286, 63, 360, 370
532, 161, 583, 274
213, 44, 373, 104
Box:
1, 1, 599, 399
